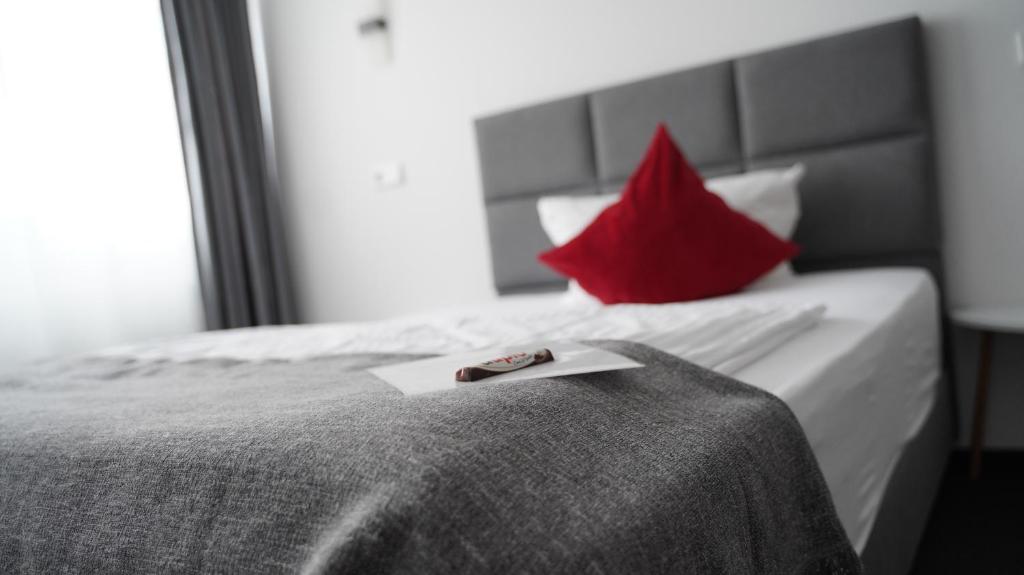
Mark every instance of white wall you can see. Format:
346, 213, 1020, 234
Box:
255, 0, 1024, 322
256, 0, 1024, 444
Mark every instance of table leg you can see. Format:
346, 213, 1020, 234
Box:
969, 330, 994, 480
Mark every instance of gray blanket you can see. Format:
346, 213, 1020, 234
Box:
0, 341, 859, 574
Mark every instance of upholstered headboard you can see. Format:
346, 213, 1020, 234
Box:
475, 17, 940, 295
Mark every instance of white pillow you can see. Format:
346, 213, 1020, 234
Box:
536, 194, 619, 246
705, 164, 804, 239
537, 164, 805, 303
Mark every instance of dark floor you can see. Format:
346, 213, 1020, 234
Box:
910, 450, 1024, 573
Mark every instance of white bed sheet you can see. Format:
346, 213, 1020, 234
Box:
103, 293, 825, 377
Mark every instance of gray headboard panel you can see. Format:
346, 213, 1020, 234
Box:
475, 17, 940, 295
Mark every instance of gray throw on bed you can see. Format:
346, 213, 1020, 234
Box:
0, 341, 859, 574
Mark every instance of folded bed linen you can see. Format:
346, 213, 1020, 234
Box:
0, 341, 858, 574
98, 297, 825, 377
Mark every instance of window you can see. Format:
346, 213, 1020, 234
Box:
0, 0, 202, 366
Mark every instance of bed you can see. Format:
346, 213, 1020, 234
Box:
473, 15, 951, 574
0, 16, 948, 575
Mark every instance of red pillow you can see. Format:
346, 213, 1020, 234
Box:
538, 124, 798, 304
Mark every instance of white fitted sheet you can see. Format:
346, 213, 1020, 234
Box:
730, 268, 941, 552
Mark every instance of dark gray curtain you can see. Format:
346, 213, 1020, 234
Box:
161, 0, 295, 329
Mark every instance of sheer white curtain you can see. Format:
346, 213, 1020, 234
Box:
0, 0, 202, 367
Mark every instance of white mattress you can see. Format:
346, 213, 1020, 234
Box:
101, 267, 940, 553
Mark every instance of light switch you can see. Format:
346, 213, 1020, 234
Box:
372, 162, 405, 189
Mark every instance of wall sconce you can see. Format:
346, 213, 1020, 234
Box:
357, 0, 391, 65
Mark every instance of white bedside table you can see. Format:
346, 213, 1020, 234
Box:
950, 306, 1024, 479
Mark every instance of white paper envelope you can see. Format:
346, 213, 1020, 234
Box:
369, 341, 643, 396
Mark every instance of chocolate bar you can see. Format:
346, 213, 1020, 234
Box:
455, 348, 555, 382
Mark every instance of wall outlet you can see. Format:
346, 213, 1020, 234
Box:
372, 162, 405, 189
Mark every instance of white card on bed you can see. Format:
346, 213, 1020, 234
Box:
369, 341, 643, 396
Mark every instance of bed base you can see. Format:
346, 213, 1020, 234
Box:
860, 376, 953, 574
